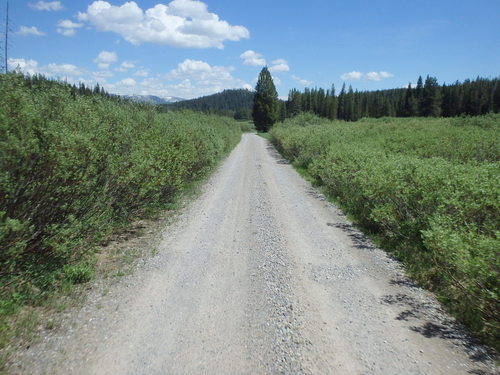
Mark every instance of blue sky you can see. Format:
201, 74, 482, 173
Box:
4, 0, 500, 99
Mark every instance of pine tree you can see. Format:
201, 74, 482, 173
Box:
327, 84, 337, 119
404, 83, 418, 116
287, 89, 302, 117
415, 76, 424, 115
279, 100, 287, 121
338, 83, 346, 120
346, 85, 355, 121
421, 76, 442, 117
252, 67, 278, 132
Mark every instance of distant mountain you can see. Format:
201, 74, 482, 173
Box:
123, 94, 185, 105
163, 89, 254, 118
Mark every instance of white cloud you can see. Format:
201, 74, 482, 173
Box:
18, 26, 45, 36
365, 71, 394, 81
166, 59, 230, 80
29, 1, 63, 11
341, 70, 394, 81
272, 76, 281, 85
56, 19, 83, 37
134, 69, 149, 77
165, 58, 250, 98
77, 0, 249, 49
57, 29, 75, 37
7, 56, 249, 99
269, 59, 289, 73
292, 74, 312, 86
94, 51, 118, 69
57, 20, 82, 28
92, 70, 114, 80
7, 58, 83, 78
115, 61, 136, 72
7, 58, 40, 75
341, 71, 363, 80
45, 63, 84, 77
121, 61, 135, 69
240, 50, 266, 66
119, 78, 137, 86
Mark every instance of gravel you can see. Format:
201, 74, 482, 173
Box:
8, 134, 498, 375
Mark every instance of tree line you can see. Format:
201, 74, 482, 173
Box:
284, 75, 500, 122
163, 89, 254, 119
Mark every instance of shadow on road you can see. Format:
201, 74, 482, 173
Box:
265, 143, 290, 164
381, 290, 496, 371
326, 222, 375, 252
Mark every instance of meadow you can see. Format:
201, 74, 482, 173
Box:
270, 113, 499, 348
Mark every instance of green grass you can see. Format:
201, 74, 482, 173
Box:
257, 132, 272, 140
238, 120, 256, 133
270, 112, 500, 350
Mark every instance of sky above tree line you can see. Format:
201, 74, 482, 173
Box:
3, 0, 500, 99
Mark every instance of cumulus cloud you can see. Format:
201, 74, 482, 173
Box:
166, 59, 229, 80
341, 71, 363, 80
57, 19, 83, 37
94, 51, 118, 69
118, 78, 137, 86
77, 0, 249, 48
115, 61, 136, 72
240, 50, 266, 66
341, 70, 394, 81
29, 1, 63, 11
121, 61, 135, 69
7, 58, 40, 75
133, 69, 149, 77
292, 74, 312, 86
92, 70, 114, 80
269, 59, 289, 73
18, 26, 45, 36
45, 63, 84, 77
165, 59, 251, 97
7, 58, 83, 77
365, 71, 394, 81
8, 56, 250, 99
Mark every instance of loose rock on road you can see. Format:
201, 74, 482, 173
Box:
11, 134, 497, 374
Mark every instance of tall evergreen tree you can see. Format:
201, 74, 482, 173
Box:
326, 84, 338, 119
421, 75, 442, 117
252, 67, 278, 132
404, 83, 418, 116
287, 88, 302, 116
415, 76, 424, 115
338, 83, 347, 120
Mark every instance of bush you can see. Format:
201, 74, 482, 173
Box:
62, 263, 94, 284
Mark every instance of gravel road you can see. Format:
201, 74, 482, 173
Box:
11, 134, 497, 374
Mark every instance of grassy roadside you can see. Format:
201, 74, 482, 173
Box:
2, 163, 218, 361
0, 138, 240, 374
238, 120, 256, 133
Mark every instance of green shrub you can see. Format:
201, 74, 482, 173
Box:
62, 263, 94, 284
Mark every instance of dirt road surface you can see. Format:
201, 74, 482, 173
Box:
11, 134, 497, 374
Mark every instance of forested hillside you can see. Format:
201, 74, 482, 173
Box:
285, 76, 500, 121
163, 89, 254, 119
0, 73, 241, 351
270, 113, 499, 348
